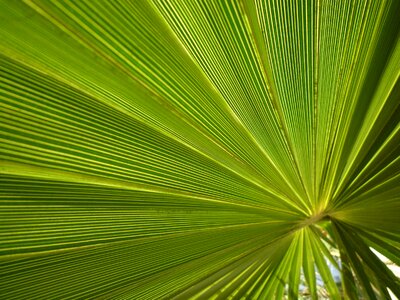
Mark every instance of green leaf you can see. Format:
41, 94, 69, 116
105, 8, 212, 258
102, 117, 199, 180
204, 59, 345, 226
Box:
1, 0, 399, 299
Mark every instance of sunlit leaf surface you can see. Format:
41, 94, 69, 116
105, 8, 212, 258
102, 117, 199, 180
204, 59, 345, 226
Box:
1, 0, 399, 299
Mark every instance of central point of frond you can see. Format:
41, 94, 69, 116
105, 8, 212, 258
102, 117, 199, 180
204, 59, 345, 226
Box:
299, 213, 330, 228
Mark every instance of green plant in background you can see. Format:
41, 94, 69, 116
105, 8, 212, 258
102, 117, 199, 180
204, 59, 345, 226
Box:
0, 0, 399, 299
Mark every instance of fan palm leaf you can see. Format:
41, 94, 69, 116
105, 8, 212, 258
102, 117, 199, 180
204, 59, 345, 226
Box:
1, 0, 399, 299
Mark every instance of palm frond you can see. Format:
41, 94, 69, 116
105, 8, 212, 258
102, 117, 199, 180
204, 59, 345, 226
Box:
1, 0, 399, 299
